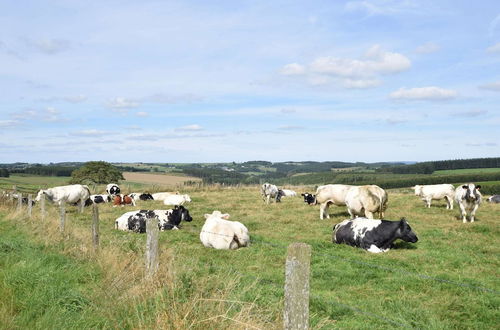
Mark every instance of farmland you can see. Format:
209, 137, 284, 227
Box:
0, 181, 498, 329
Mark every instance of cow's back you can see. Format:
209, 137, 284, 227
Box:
421, 184, 455, 199
315, 184, 352, 205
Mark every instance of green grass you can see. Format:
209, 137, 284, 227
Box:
1, 184, 499, 329
433, 168, 500, 175
0, 175, 71, 194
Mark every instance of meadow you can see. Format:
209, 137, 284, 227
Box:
0, 179, 499, 329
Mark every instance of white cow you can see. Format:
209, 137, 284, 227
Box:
151, 192, 179, 201
163, 194, 191, 206
35, 184, 90, 206
260, 183, 283, 204
455, 183, 482, 223
303, 184, 353, 219
200, 211, 250, 250
344, 185, 388, 219
280, 189, 297, 197
413, 184, 455, 209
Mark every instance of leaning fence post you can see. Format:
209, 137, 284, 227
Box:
284, 243, 311, 330
27, 194, 33, 218
59, 203, 66, 233
17, 193, 23, 212
41, 195, 46, 221
92, 204, 99, 251
145, 216, 159, 278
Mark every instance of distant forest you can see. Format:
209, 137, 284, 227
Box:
377, 157, 500, 174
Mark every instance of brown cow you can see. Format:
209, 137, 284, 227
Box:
113, 194, 136, 207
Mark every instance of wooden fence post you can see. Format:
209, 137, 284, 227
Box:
145, 216, 159, 278
92, 204, 99, 251
284, 243, 311, 330
17, 193, 22, 212
27, 194, 33, 218
59, 203, 66, 233
41, 195, 46, 221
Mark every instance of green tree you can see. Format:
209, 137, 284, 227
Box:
70, 161, 124, 184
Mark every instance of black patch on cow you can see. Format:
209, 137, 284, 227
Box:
161, 206, 193, 230
109, 186, 120, 195
21, 197, 36, 207
93, 195, 105, 203
139, 193, 154, 201
127, 210, 157, 233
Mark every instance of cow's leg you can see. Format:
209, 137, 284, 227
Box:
448, 197, 453, 210
319, 203, 329, 219
444, 196, 452, 209
470, 204, 479, 222
425, 198, 431, 208
458, 203, 467, 223
266, 195, 271, 205
364, 210, 374, 219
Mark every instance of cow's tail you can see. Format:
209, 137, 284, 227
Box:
378, 191, 386, 219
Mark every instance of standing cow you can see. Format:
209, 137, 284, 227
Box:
455, 183, 482, 223
35, 184, 91, 207
413, 184, 455, 209
260, 183, 283, 204
302, 184, 353, 219
344, 185, 388, 219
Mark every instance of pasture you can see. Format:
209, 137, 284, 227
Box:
0, 183, 499, 329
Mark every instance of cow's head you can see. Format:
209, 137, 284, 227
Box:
35, 189, 52, 202
412, 185, 422, 196
107, 184, 120, 196
301, 193, 316, 205
462, 183, 481, 202
204, 210, 230, 220
397, 218, 418, 243
167, 206, 193, 228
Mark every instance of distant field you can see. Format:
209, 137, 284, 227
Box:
0, 175, 70, 193
433, 168, 500, 175
122, 172, 201, 185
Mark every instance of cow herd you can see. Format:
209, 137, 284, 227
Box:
5, 180, 496, 254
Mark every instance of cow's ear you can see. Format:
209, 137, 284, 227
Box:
204, 214, 210, 219
301, 193, 305, 196
476, 185, 481, 190
462, 185, 468, 189
221, 213, 230, 219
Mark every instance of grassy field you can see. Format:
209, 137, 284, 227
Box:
433, 168, 500, 175
0, 182, 498, 329
122, 172, 201, 186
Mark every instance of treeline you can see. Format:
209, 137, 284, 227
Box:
378, 157, 500, 174
0, 169, 9, 177
10, 165, 76, 177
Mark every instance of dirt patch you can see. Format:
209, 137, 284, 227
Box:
123, 172, 201, 185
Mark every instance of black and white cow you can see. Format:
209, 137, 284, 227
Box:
301, 192, 316, 205
333, 217, 418, 253
128, 193, 154, 201
487, 195, 500, 203
260, 183, 283, 204
106, 183, 120, 196
454, 183, 482, 223
115, 206, 193, 233
90, 194, 112, 204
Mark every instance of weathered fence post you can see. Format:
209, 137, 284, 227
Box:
59, 203, 66, 233
17, 193, 23, 212
145, 216, 159, 278
40, 194, 46, 221
27, 194, 33, 218
10, 186, 16, 203
92, 204, 100, 251
79, 198, 85, 213
284, 243, 311, 330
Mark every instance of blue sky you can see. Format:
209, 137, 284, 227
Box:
1, 0, 500, 163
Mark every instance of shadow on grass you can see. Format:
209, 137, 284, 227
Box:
392, 241, 418, 250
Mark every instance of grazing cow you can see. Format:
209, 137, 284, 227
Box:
260, 183, 283, 204
113, 194, 136, 207
115, 206, 193, 232
35, 184, 90, 207
280, 189, 297, 197
128, 193, 154, 201
200, 211, 250, 250
302, 184, 353, 219
413, 184, 455, 209
333, 217, 418, 253
151, 192, 179, 201
455, 183, 482, 223
163, 194, 192, 206
487, 195, 500, 203
106, 183, 120, 196
344, 185, 388, 219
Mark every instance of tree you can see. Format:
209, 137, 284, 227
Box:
70, 161, 124, 184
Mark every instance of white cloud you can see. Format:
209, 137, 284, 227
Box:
64, 95, 87, 103
278, 125, 304, 130
28, 38, 71, 54
486, 43, 500, 53
344, 0, 419, 16
136, 111, 148, 117
10, 107, 65, 122
280, 63, 306, 75
389, 87, 457, 101
176, 124, 203, 131
106, 97, 139, 109
71, 129, 108, 137
454, 110, 488, 117
0, 120, 21, 128
479, 82, 500, 91
343, 78, 382, 89
415, 42, 440, 54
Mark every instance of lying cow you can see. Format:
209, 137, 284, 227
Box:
345, 185, 388, 219
89, 194, 112, 204
487, 195, 500, 203
413, 184, 455, 209
280, 189, 297, 197
302, 184, 353, 219
113, 194, 136, 207
106, 183, 120, 196
115, 206, 193, 233
333, 217, 418, 253
261, 183, 283, 204
200, 211, 250, 250
455, 183, 482, 223
35, 184, 90, 207
163, 194, 191, 206
151, 192, 179, 201
128, 193, 154, 201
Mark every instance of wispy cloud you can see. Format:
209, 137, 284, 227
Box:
10, 107, 66, 122
478, 81, 500, 91
389, 87, 457, 101
280, 63, 306, 76
415, 42, 440, 54
175, 124, 203, 131
106, 97, 140, 109
143, 93, 203, 104
38, 95, 87, 103
70, 129, 109, 137
0, 120, 21, 128
466, 142, 497, 147
486, 43, 500, 54
136, 111, 148, 117
344, 0, 420, 17
454, 110, 488, 117
27, 38, 71, 54
278, 125, 304, 130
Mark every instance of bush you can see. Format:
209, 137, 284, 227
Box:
69, 161, 124, 184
